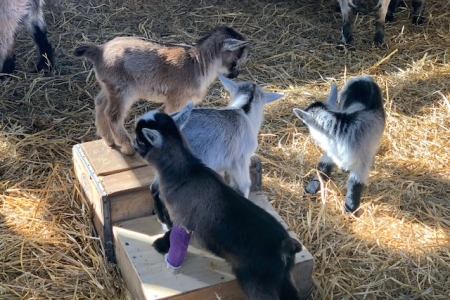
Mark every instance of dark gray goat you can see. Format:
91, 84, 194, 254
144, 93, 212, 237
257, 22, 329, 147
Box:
73, 26, 249, 156
0, 0, 54, 78
293, 75, 385, 213
337, 0, 425, 46
133, 109, 302, 300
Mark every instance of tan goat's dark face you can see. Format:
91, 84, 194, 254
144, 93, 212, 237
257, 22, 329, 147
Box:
221, 45, 249, 79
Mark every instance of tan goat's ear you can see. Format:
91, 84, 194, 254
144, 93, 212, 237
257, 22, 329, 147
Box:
222, 39, 248, 51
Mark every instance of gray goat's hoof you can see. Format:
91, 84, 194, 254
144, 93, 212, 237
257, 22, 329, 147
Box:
250, 156, 262, 192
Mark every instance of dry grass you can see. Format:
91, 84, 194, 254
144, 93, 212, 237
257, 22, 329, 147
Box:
1, 0, 449, 299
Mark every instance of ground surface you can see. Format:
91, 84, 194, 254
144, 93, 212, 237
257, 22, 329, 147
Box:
1, 0, 449, 299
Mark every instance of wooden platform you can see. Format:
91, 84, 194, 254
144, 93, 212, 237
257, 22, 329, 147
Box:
113, 192, 314, 300
73, 139, 314, 299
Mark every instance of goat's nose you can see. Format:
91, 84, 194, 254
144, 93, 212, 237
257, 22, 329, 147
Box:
227, 70, 239, 79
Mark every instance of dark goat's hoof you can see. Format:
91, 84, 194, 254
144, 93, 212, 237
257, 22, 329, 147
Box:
343, 203, 363, 217
385, 14, 395, 23
152, 231, 171, 254
304, 179, 320, 195
412, 15, 425, 25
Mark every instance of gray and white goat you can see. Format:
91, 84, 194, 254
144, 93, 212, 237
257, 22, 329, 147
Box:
133, 110, 302, 300
293, 75, 385, 213
73, 26, 249, 156
0, 0, 54, 78
337, 0, 425, 46
167, 75, 283, 198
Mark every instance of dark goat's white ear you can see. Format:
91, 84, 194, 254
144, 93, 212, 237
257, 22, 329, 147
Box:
325, 83, 338, 107
172, 101, 194, 130
293, 108, 311, 122
142, 128, 163, 148
222, 39, 248, 51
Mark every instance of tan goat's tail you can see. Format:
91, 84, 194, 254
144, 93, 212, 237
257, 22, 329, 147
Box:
73, 45, 101, 61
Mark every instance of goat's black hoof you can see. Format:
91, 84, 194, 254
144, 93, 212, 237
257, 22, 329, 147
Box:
343, 202, 362, 216
336, 43, 346, 51
336, 42, 355, 51
304, 179, 320, 195
343, 203, 355, 213
373, 37, 387, 48
1, 55, 16, 79
36, 60, 52, 72
152, 232, 171, 254
385, 14, 395, 23
412, 15, 425, 25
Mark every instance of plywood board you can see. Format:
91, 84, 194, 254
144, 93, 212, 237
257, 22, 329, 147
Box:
113, 192, 314, 300
80, 139, 148, 176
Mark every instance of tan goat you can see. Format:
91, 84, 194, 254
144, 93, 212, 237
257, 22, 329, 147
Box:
74, 26, 249, 155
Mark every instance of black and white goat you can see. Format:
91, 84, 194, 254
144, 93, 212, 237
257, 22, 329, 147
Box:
133, 109, 302, 300
337, 0, 426, 46
146, 75, 283, 253
0, 0, 54, 78
293, 75, 385, 213
73, 26, 249, 156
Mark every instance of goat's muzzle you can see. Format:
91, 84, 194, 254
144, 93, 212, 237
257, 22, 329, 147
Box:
227, 69, 240, 79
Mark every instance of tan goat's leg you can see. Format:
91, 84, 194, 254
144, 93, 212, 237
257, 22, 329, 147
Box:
94, 89, 115, 147
105, 89, 135, 156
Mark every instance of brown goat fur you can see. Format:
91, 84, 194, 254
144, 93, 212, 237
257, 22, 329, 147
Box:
74, 26, 249, 155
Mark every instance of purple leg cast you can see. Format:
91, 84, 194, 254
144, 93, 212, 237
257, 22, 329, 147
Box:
164, 224, 191, 269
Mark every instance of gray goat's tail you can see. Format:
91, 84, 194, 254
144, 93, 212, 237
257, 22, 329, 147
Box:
73, 45, 100, 61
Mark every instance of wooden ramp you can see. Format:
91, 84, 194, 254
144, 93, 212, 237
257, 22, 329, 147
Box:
113, 192, 314, 300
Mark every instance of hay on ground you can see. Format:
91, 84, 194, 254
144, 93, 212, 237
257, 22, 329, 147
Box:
1, 0, 449, 299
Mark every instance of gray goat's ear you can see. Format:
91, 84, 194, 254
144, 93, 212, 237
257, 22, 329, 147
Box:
325, 83, 338, 106
218, 74, 238, 95
293, 108, 311, 122
264, 92, 284, 104
172, 101, 194, 129
222, 39, 248, 51
142, 128, 163, 148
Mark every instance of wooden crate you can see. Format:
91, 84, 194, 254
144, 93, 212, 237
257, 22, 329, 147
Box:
73, 140, 156, 261
73, 139, 263, 262
113, 192, 314, 300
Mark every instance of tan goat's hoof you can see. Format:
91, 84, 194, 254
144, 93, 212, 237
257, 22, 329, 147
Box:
121, 145, 136, 156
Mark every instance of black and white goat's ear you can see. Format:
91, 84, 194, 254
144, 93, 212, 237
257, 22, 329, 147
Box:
142, 128, 163, 148
293, 108, 311, 123
172, 101, 194, 130
263, 92, 284, 104
325, 83, 338, 107
222, 39, 248, 51
218, 74, 239, 95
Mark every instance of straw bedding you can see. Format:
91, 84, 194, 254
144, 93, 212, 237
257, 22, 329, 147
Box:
1, 0, 449, 299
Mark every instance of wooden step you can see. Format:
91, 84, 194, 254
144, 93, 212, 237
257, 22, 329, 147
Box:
113, 192, 314, 300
